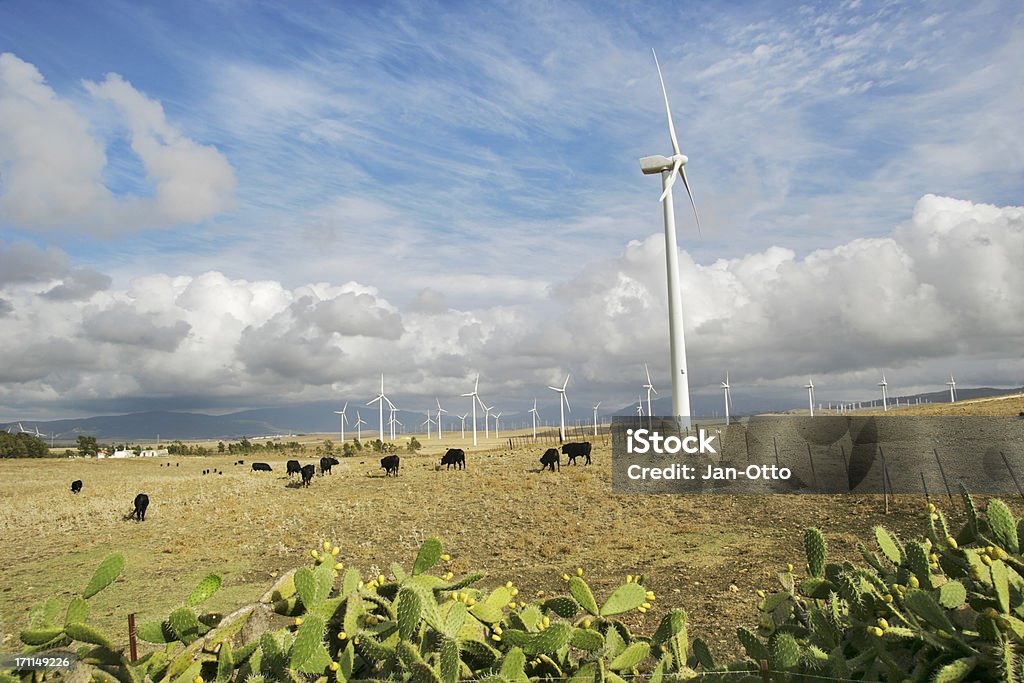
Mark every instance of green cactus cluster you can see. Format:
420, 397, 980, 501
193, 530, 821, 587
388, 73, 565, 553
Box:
730, 485, 1024, 682
5, 486, 1024, 682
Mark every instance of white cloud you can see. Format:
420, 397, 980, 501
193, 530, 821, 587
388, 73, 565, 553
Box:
0, 53, 235, 234
0, 194, 1020, 417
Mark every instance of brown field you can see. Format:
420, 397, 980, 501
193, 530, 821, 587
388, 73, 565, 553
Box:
2, 395, 1021, 658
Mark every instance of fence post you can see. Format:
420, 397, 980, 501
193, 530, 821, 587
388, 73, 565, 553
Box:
759, 659, 770, 683
128, 613, 138, 663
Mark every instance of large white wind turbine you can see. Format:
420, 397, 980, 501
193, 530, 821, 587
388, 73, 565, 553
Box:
334, 402, 349, 442
805, 378, 816, 417
548, 374, 571, 442
493, 412, 502, 438
592, 402, 601, 437
367, 374, 394, 440
388, 404, 400, 440
458, 413, 468, 440
482, 403, 493, 439
461, 374, 483, 447
639, 50, 701, 428
435, 398, 447, 440
947, 374, 957, 403
879, 374, 889, 412
721, 372, 733, 426
354, 412, 366, 441
421, 411, 435, 439
529, 398, 539, 440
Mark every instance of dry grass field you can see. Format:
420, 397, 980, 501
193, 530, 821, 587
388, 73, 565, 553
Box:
1, 395, 1021, 659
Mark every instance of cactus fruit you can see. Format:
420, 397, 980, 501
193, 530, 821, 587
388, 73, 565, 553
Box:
804, 528, 827, 577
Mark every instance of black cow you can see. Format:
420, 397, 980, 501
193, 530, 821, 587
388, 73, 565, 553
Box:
300, 464, 316, 487
71, 479, 83, 494
380, 455, 400, 477
562, 442, 592, 465
251, 462, 272, 472
128, 493, 149, 521
441, 448, 466, 470
540, 448, 560, 472
319, 457, 334, 475
286, 460, 302, 478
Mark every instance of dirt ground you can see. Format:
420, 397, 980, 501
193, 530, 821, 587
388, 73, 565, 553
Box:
1, 395, 1020, 660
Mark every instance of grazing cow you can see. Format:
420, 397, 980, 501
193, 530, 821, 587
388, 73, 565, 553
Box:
300, 464, 316, 487
380, 455, 400, 477
286, 460, 302, 478
319, 457, 334, 475
71, 479, 83, 494
540, 448, 560, 472
251, 462, 272, 472
562, 442, 592, 465
440, 448, 466, 470
128, 493, 149, 522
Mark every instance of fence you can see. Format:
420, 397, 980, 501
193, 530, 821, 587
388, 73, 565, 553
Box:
506, 424, 611, 450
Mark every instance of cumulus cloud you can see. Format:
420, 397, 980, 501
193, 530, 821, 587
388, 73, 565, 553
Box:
0, 53, 235, 234
0, 195, 1020, 416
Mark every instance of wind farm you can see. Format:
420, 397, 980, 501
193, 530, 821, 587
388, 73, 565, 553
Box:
1, 2, 1021, 678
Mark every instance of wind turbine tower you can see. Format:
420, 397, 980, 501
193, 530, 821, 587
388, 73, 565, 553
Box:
805, 378, 816, 417
354, 412, 366, 441
592, 402, 601, 437
644, 363, 658, 428
639, 50, 702, 428
529, 399, 539, 440
367, 374, 394, 440
435, 398, 447, 440
879, 374, 889, 412
947, 374, 957, 403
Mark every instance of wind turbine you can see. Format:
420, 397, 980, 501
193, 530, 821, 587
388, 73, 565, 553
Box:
947, 374, 957, 403
529, 399, 539, 440
721, 372, 733, 426
636, 397, 644, 417
805, 378, 816, 417
643, 363, 658, 428
461, 374, 483, 447
333, 402, 349, 442
367, 374, 394, 441
388, 404, 399, 440
493, 412, 502, 438
482, 403, 493, 439
639, 49, 701, 428
548, 374, 571, 442
435, 398, 447, 440
421, 411, 435, 439
879, 374, 889, 412
458, 413, 468, 440
592, 402, 601, 437
354, 412, 366, 441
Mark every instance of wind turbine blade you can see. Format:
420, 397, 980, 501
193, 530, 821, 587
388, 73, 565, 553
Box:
563, 394, 571, 413
679, 166, 701, 236
658, 156, 682, 203
547, 386, 560, 392
645, 363, 652, 385
563, 373, 570, 390
653, 49, 681, 156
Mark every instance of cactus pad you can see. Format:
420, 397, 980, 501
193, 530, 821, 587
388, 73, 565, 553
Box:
987, 499, 1019, 553
769, 632, 799, 670
938, 580, 967, 609
397, 586, 423, 640
609, 642, 650, 671
568, 577, 599, 616
83, 553, 124, 599
874, 527, 902, 566
187, 574, 222, 607
413, 538, 443, 575
600, 582, 646, 616
64, 622, 112, 648
804, 528, 827, 577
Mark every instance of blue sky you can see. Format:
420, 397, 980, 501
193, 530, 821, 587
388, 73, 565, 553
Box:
1, 0, 1022, 420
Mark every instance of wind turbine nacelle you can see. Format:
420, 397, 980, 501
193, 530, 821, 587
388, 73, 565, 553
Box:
639, 154, 688, 175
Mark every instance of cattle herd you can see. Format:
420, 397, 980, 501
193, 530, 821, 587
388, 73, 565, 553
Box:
69, 441, 595, 522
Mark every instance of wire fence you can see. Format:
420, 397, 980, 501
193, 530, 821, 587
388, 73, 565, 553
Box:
505, 425, 612, 451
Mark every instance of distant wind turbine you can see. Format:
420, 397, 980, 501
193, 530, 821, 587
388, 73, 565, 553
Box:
354, 412, 366, 441
529, 398, 539, 440
947, 374, 957, 403
548, 374, 571, 442
721, 373, 733, 426
435, 398, 447, 440
334, 402, 349, 442
482, 403, 493, 439
367, 374, 394, 440
493, 412, 502, 438
644, 363, 658, 428
639, 49, 702, 428
461, 374, 484, 447
458, 413, 468, 440
422, 411, 435, 439
388, 404, 399, 440
592, 402, 601, 437
879, 374, 889, 412
805, 378, 816, 417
